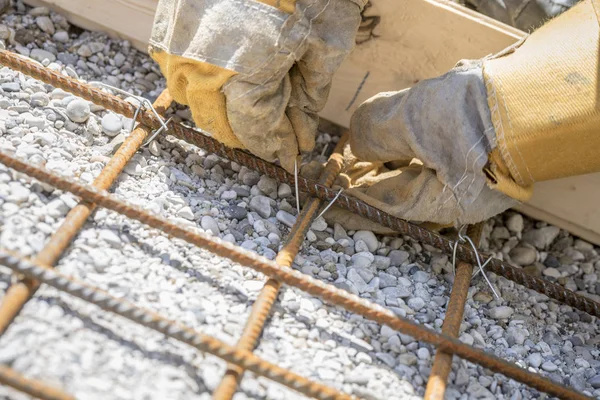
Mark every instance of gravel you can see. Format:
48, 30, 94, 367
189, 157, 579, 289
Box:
1, 2, 600, 400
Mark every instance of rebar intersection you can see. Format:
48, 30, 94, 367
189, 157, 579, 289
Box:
0, 49, 595, 400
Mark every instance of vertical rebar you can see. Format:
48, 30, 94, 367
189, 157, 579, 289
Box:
424, 223, 483, 400
213, 137, 346, 400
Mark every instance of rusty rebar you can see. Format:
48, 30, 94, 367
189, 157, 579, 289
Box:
0, 365, 75, 400
0, 49, 595, 318
0, 250, 352, 400
0, 90, 173, 336
0, 151, 591, 400
213, 137, 346, 399
424, 224, 482, 400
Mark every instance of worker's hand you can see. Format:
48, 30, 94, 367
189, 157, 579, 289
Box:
338, 0, 599, 227
149, 0, 364, 172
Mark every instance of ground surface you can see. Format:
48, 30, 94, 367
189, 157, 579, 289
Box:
0, 2, 600, 400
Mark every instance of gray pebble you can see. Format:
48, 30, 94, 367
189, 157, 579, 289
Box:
541, 361, 558, 372
101, 112, 122, 136
223, 205, 247, 220
35, 16, 55, 34
249, 195, 272, 218
30, 48, 56, 63
398, 353, 417, 366
30, 92, 49, 107
98, 229, 121, 246
389, 250, 409, 266
506, 214, 524, 233
522, 226, 561, 249
528, 353, 543, 368
66, 99, 91, 123
351, 252, 374, 269
277, 183, 292, 198
177, 206, 194, 220
408, 297, 425, 311
257, 175, 277, 198
1, 82, 20, 92
488, 306, 514, 319
201, 216, 220, 235
412, 271, 430, 283
588, 375, 600, 389
417, 347, 430, 361
353, 230, 378, 252
509, 247, 536, 266
276, 210, 296, 228
114, 52, 126, 67
53, 31, 69, 42
376, 352, 396, 368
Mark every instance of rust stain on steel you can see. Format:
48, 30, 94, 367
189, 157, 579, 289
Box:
0, 48, 595, 318
213, 138, 346, 399
0, 365, 75, 400
0, 153, 591, 400
0, 89, 173, 335
0, 251, 353, 400
424, 223, 482, 400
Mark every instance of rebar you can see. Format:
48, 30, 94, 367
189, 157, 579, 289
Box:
0, 90, 173, 336
0, 48, 596, 318
424, 223, 482, 400
0, 250, 352, 400
0, 365, 75, 400
0, 151, 591, 400
213, 137, 346, 399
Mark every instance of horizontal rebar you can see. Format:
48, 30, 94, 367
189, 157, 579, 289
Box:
0, 365, 75, 400
0, 48, 595, 318
0, 151, 590, 400
0, 250, 352, 400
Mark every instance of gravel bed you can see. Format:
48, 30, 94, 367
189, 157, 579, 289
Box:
1, 2, 600, 399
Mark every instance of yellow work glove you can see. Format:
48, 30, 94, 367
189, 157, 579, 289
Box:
335, 0, 600, 229
149, 0, 365, 172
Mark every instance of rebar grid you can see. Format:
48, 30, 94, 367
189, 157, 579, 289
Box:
0, 365, 75, 400
0, 48, 596, 318
0, 150, 591, 400
0, 250, 352, 400
424, 224, 482, 400
0, 50, 596, 400
0, 90, 174, 335
213, 138, 346, 399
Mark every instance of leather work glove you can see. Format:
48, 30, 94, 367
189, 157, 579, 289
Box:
149, 0, 364, 172
330, 0, 600, 230
466, 0, 579, 31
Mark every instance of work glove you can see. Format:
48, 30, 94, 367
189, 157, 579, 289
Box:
149, 0, 364, 172
329, 0, 600, 230
466, 0, 579, 31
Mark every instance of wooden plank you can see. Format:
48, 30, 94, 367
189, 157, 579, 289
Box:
516, 174, 600, 245
20, 0, 600, 244
320, 0, 524, 126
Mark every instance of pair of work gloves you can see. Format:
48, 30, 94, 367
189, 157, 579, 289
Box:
149, 0, 600, 230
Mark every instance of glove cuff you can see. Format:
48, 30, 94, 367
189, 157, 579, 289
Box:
483, 0, 600, 187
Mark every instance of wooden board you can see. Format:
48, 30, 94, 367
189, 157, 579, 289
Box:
320, 0, 524, 126
21, 0, 600, 245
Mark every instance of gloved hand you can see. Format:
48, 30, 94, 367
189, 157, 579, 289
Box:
149, 0, 364, 172
332, 0, 599, 229
465, 0, 578, 31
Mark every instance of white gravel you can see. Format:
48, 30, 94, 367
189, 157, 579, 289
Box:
1, 2, 600, 400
